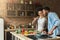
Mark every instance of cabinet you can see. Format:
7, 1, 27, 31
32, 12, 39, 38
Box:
7, 0, 41, 17
5, 29, 16, 40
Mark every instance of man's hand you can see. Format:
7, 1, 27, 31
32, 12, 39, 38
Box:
48, 26, 57, 35
48, 31, 53, 35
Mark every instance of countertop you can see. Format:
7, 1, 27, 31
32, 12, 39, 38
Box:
10, 32, 33, 40
5, 29, 16, 32
10, 32, 60, 40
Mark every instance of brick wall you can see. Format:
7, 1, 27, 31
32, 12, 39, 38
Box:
0, 0, 60, 28
40, 0, 60, 17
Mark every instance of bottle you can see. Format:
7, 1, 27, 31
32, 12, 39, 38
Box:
15, 26, 21, 34
21, 28, 25, 34
28, 23, 32, 28
18, 26, 21, 34
22, 12, 24, 16
32, 25, 34, 28
21, 25, 25, 34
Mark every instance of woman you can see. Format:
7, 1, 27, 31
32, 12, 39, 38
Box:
32, 7, 47, 34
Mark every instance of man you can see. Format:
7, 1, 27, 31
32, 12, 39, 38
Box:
43, 6, 60, 37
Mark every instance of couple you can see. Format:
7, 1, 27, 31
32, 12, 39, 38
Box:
32, 6, 60, 37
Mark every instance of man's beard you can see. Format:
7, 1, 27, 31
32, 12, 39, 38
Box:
45, 13, 48, 16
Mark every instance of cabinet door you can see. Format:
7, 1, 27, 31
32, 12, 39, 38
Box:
7, 32, 12, 40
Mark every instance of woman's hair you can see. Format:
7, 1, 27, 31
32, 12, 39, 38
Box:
36, 7, 43, 16
36, 7, 43, 12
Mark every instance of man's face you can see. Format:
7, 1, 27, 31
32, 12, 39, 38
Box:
43, 9, 48, 16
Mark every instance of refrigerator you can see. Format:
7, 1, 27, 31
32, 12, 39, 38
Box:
0, 18, 4, 40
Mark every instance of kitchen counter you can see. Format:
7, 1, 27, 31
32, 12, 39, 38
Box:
10, 32, 60, 40
5, 29, 16, 32
10, 32, 33, 40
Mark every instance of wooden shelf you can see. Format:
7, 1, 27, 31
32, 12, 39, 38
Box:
7, 16, 35, 18
7, 0, 41, 17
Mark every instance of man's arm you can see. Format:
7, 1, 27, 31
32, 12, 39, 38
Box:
48, 12, 60, 35
48, 26, 57, 35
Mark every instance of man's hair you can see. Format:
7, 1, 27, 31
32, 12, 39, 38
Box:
43, 6, 50, 11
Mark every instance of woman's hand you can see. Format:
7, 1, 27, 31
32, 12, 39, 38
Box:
42, 31, 48, 34
34, 17, 38, 20
32, 17, 38, 24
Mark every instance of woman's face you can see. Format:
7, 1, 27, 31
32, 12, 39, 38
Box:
38, 11, 43, 16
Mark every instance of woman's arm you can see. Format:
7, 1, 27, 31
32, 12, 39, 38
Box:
32, 17, 38, 24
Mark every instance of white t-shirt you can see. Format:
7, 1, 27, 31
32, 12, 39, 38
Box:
37, 17, 46, 32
